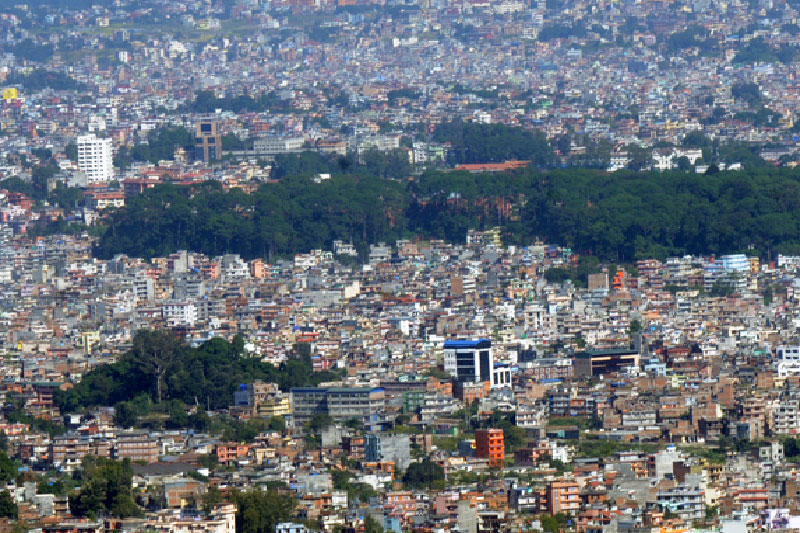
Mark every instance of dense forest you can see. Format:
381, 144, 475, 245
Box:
1, 39, 54, 62
182, 90, 297, 114
4, 69, 86, 91
409, 167, 800, 260
54, 331, 341, 415
92, 166, 800, 262
433, 120, 555, 166
94, 176, 408, 259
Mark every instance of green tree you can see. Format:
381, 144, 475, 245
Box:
626, 144, 652, 170
344, 418, 362, 431
130, 330, 183, 403
222, 134, 248, 151
710, 278, 735, 297
198, 454, 218, 470
203, 486, 224, 513
364, 515, 384, 533
705, 505, 719, 521
292, 342, 312, 359
70, 457, 141, 519
55, 335, 343, 417
113, 401, 140, 429
267, 416, 286, 431
38, 476, 68, 496
31, 164, 58, 200
230, 490, 295, 533
73, 164, 800, 266
32, 148, 52, 161
306, 414, 333, 433
403, 460, 444, 489
682, 132, 712, 148
0, 451, 18, 483
541, 515, 559, 533
495, 421, 526, 452
6, 69, 85, 92
0, 491, 17, 519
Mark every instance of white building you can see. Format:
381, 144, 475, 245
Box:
253, 136, 304, 154
354, 134, 401, 155
333, 240, 358, 257
721, 254, 750, 273
221, 254, 250, 279
776, 345, 800, 378
773, 389, 800, 435
607, 152, 630, 172
675, 148, 703, 164
444, 339, 508, 389
653, 149, 674, 171
275, 524, 309, 533
151, 505, 236, 533
161, 301, 198, 327
77, 133, 114, 183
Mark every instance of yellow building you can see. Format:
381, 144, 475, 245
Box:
81, 330, 101, 354
256, 396, 291, 418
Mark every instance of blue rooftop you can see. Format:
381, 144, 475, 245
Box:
444, 339, 491, 349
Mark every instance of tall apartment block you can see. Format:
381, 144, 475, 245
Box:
195, 120, 222, 161
77, 133, 113, 183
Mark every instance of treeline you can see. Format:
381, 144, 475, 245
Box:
412, 167, 800, 260
537, 22, 588, 41
70, 457, 140, 518
1, 165, 84, 210
54, 331, 341, 415
4, 69, 86, 91
734, 37, 800, 64
49, 454, 296, 526
2, 39, 53, 62
95, 167, 800, 262
433, 120, 554, 166
95, 176, 408, 259
183, 90, 295, 114
129, 120, 766, 172
115, 127, 195, 168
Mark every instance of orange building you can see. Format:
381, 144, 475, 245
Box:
249, 259, 265, 279
612, 270, 627, 291
547, 481, 580, 514
215, 443, 251, 464
475, 429, 505, 468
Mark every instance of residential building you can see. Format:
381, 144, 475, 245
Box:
475, 428, 504, 468
547, 481, 580, 515
77, 133, 113, 183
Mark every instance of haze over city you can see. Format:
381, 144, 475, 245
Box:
0, 0, 799, 532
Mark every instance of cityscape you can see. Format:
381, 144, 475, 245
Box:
2, 0, 800, 532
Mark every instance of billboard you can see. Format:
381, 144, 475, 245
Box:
1, 88, 18, 100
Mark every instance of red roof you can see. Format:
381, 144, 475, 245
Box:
455, 160, 530, 172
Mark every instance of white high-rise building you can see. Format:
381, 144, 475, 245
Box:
77, 133, 113, 183
444, 339, 509, 388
